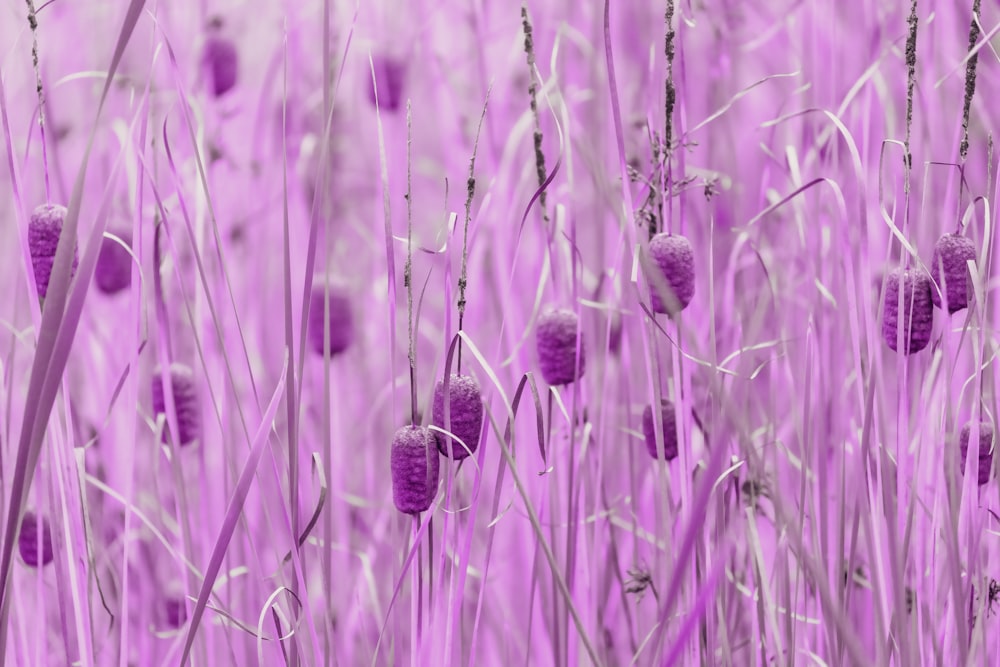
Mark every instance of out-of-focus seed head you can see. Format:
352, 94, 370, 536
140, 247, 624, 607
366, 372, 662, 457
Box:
536, 307, 585, 386
930, 233, 976, 314
18, 511, 54, 568
391, 426, 440, 514
94, 228, 133, 295
164, 596, 188, 629
642, 399, 679, 461
960, 422, 994, 486
648, 233, 695, 315
881, 268, 933, 354
203, 35, 238, 98
151, 364, 201, 446
307, 278, 354, 357
28, 203, 79, 299
432, 374, 484, 459
366, 54, 406, 112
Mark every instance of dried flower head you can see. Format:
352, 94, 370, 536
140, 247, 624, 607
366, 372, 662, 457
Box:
307, 278, 354, 357
641, 398, 679, 461
882, 268, 933, 354
18, 511, 54, 568
391, 426, 440, 514
94, 228, 133, 295
151, 364, 201, 446
536, 307, 585, 386
960, 421, 994, 486
930, 233, 976, 313
432, 374, 484, 459
647, 233, 694, 315
28, 203, 79, 299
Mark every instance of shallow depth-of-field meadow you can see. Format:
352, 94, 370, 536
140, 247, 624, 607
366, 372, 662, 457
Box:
2, 0, 1000, 665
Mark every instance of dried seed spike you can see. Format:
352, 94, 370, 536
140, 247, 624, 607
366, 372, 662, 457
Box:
151, 364, 201, 447
536, 307, 585, 386
960, 422, 994, 486
366, 54, 406, 112
881, 268, 933, 354
642, 399, 679, 461
307, 277, 354, 357
648, 232, 694, 315
94, 228, 133, 295
391, 426, 440, 514
203, 34, 238, 98
28, 203, 79, 299
432, 374, 484, 460
18, 511, 53, 567
930, 233, 976, 313
164, 596, 188, 629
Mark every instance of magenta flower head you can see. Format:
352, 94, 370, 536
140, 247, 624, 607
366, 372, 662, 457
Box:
881, 268, 933, 354
536, 307, 585, 386
960, 422, 994, 486
432, 374, 484, 459
18, 511, 54, 568
648, 233, 695, 315
151, 364, 201, 446
203, 34, 238, 98
391, 426, 440, 514
307, 278, 354, 357
28, 203, 79, 299
642, 399, 679, 461
94, 228, 133, 295
366, 54, 406, 112
930, 233, 976, 314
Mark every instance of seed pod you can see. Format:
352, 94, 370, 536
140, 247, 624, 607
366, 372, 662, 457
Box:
432, 374, 484, 459
960, 422, 994, 486
28, 203, 79, 299
930, 233, 976, 313
18, 511, 53, 567
203, 35, 238, 97
642, 399, 679, 461
151, 364, 201, 446
164, 596, 187, 628
94, 228, 133, 295
307, 279, 354, 357
536, 307, 585, 386
882, 268, 933, 354
391, 426, 440, 514
367, 55, 406, 112
648, 233, 695, 315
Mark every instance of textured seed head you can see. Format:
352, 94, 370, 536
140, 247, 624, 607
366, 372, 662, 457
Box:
367, 55, 406, 112
164, 596, 187, 628
18, 511, 53, 567
882, 268, 933, 354
94, 229, 133, 295
203, 35, 238, 97
151, 364, 201, 446
391, 426, 440, 514
307, 278, 354, 357
930, 233, 976, 313
28, 203, 79, 299
536, 307, 585, 386
960, 422, 994, 486
648, 233, 695, 315
642, 399, 679, 461
432, 374, 484, 459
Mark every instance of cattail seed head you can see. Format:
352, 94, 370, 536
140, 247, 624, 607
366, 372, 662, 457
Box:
960, 422, 994, 486
18, 511, 53, 567
28, 203, 79, 299
307, 279, 354, 357
164, 596, 188, 629
648, 233, 695, 315
391, 426, 440, 514
536, 307, 585, 386
203, 35, 238, 98
151, 364, 201, 446
930, 233, 976, 313
367, 55, 406, 112
94, 229, 133, 295
642, 399, 679, 461
432, 374, 484, 459
881, 268, 933, 354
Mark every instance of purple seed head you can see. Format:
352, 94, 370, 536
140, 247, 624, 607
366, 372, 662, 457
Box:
366, 55, 406, 112
28, 203, 79, 299
391, 426, 440, 514
642, 399, 679, 461
960, 422, 994, 486
648, 233, 695, 315
930, 233, 976, 314
432, 374, 484, 459
203, 35, 238, 97
307, 278, 354, 357
151, 364, 201, 446
164, 596, 188, 629
881, 268, 933, 354
18, 511, 54, 568
94, 228, 133, 295
536, 307, 585, 386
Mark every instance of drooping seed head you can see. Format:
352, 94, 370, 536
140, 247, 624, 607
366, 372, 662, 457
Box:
94, 228, 133, 295
930, 233, 976, 314
28, 203, 79, 299
151, 364, 201, 446
881, 268, 933, 354
18, 511, 54, 568
648, 233, 695, 315
642, 399, 679, 461
432, 374, 484, 459
203, 35, 238, 97
367, 55, 406, 112
307, 278, 354, 357
536, 307, 585, 386
960, 422, 994, 486
391, 426, 440, 514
